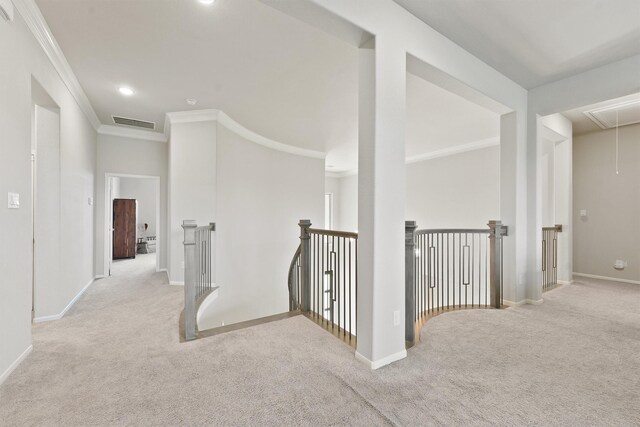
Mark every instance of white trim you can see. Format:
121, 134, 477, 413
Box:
325, 137, 500, 177
164, 109, 326, 159
170, 281, 184, 286
12, 0, 101, 130
503, 298, 544, 307
573, 273, 640, 285
94, 275, 106, 280
355, 349, 407, 370
217, 111, 326, 159
0, 345, 32, 386
406, 137, 500, 164
33, 277, 94, 323
98, 125, 167, 143
557, 280, 572, 285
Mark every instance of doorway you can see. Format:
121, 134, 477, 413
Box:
104, 174, 161, 277
31, 79, 61, 321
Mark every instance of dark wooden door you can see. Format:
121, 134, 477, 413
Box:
113, 199, 136, 259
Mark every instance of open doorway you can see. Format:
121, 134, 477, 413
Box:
31, 78, 61, 321
104, 174, 160, 277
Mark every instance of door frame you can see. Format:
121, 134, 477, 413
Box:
104, 173, 161, 275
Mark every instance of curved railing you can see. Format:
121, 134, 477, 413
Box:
405, 220, 507, 347
181, 220, 216, 341
288, 220, 358, 347
288, 244, 301, 311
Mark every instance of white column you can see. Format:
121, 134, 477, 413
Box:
356, 38, 407, 369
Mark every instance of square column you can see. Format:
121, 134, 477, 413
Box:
356, 38, 407, 369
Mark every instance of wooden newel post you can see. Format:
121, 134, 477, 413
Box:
299, 219, 312, 312
488, 220, 508, 309
405, 220, 418, 347
182, 220, 197, 341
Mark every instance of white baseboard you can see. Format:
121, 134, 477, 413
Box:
0, 345, 32, 386
33, 277, 95, 323
157, 268, 168, 273
169, 281, 184, 286
355, 349, 407, 370
503, 298, 543, 307
573, 272, 640, 285
94, 274, 106, 280
557, 280, 572, 285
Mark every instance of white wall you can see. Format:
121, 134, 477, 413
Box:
0, 11, 96, 382
198, 123, 324, 328
331, 146, 500, 233
527, 54, 640, 300
167, 120, 217, 283
118, 177, 157, 239
33, 105, 61, 319
538, 114, 573, 285
573, 123, 640, 282
95, 134, 167, 275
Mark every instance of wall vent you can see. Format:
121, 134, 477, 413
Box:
112, 115, 156, 130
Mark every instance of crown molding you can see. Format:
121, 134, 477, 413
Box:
326, 137, 500, 178
406, 137, 499, 164
98, 125, 167, 143
217, 111, 325, 159
13, 0, 102, 131
165, 109, 326, 160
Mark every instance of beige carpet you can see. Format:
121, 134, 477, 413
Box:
0, 260, 638, 426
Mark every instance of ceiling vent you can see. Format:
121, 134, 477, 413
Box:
583, 99, 640, 130
112, 115, 156, 130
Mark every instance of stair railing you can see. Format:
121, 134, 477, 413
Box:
288, 220, 358, 347
405, 220, 508, 346
182, 220, 216, 341
542, 224, 562, 291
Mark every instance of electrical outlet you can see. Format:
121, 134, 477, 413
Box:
393, 310, 400, 326
614, 260, 627, 270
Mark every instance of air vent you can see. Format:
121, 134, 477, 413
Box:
112, 115, 156, 130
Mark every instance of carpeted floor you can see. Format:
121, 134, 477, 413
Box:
0, 259, 638, 426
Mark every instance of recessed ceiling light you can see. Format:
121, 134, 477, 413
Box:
186, 98, 198, 106
199, 0, 215, 4
118, 87, 134, 96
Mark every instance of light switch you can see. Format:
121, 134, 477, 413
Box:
88, 197, 93, 206
8, 192, 19, 209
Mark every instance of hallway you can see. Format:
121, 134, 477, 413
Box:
0, 269, 638, 426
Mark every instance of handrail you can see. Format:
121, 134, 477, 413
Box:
308, 228, 359, 239
405, 220, 507, 347
289, 220, 359, 348
287, 244, 301, 311
182, 220, 216, 341
416, 228, 490, 235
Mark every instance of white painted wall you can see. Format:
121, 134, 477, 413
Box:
332, 146, 500, 233
167, 120, 217, 283
538, 114, 573, 285
33, 105, 61, 319
528, 54, 640, 300
0, 11, 96, 382
198, 123, 324, 328
118, 177, 157, 240
573, 123, 640, 282
95, 134, 167, 276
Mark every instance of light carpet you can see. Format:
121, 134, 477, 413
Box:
0, 261, 638, 426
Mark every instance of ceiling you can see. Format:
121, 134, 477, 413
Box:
394, 0, 640, 89
36, 0, 498, 171
563, 93, 640, 135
